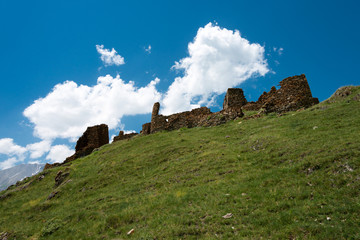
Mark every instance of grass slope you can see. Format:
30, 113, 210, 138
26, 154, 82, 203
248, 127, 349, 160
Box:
1, 86, 360, 239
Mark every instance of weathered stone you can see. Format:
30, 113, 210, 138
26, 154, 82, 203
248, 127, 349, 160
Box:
241, 101, 262, 111
242, 74, 318, 113
141, 122, 151, 135
0, 193, 12, 201
113, 131, 138, 142
47, 191, 58, 200
223, 88, 247, 110
65, 124, 109, 163
146, 101, 243, 134
54, 170, 70, 187
43, 163, 61, 170
152, 102, 160, 118
75, 124, 109, 153
0, 232, 10, 240
326, 86, 358, 103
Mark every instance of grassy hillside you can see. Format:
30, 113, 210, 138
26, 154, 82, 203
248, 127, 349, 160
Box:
1, 86, 360, 239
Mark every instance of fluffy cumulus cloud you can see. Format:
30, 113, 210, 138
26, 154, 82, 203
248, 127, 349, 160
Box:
162, 22, 269, 114
23, 75, 161, 141
96, 45, 125, 66
0, 138, 27, 169
0, 157, 19, 170
26, 140, 51, 159
46, 145, 75, 163
1, 23, 271, 169
0, 138, 27, 157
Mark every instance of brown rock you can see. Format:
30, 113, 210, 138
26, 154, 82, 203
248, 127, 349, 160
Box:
47, 191, 58, 200
0, 232, 10, 240
43, 163, 61, 170
54, 170, 70, 187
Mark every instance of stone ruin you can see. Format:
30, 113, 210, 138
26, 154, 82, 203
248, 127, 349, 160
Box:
64, 124, 109, 163
242, 74, 319, 113
113, 131, 138, 142
142, 74, 318, 134
44, 74, 318, 169
44, 124, 109, 169
141, 98, 244, 135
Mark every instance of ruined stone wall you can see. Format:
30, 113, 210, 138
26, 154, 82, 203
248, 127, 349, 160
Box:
75, 124, 109, 152
113, 131, 138, 142
45, 73, 318, 169
65, 124, 109, 163
143, 74, 318, 135
242, 74, 318, 113
141, 123, 151, 135
143, 102, 243, 134
223, 88, 247, 110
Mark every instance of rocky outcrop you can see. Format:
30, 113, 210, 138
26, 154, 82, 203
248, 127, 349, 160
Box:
325, 86, 358, 103
44, 163, 61, 170
54, 170, 70, 187
64, 124, 109, 163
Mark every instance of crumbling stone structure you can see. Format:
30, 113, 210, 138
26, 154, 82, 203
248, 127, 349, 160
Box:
44, 73, 318, 169
141, 123, 151, 135
142, 101, 244, 134
64, 124, 109, 163
142, 74, 318, 134
113, 131, 138, 142
223, 88, 247, 110
242, 74, 319, 113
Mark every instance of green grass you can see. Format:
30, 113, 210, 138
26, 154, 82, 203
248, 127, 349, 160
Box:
1, 86, 360, 239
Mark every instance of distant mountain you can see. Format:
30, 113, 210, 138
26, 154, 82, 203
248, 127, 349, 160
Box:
0, 163, 44, 191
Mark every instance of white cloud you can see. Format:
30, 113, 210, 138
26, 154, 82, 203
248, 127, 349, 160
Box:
0, 157, 19, 170
110, 134, 116, 143
145, 45, 152, 54
26, 140, 51, 159
46, 145, 75, 163
23, 75, 161, 141
0, 138, 27, 158
96, 45, 125, 66
162, 22, 269, 114
2, 23, 270, 169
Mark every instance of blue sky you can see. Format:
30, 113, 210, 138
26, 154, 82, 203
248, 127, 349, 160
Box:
0, 0, 359, 169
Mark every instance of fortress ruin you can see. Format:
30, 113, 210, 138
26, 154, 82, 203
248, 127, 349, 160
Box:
45, 74, 319, 168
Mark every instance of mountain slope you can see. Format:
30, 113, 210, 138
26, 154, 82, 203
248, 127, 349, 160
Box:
0, 86, 359, 239
0, 163, 44, 191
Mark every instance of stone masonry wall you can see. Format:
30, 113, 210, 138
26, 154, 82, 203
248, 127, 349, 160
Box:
113, 131, 138, 142
223, 88, 247, 110
144, 102, 243, 134
242, 74, 319, 113
45, 73, 318, 169
64, 124, 109, 163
